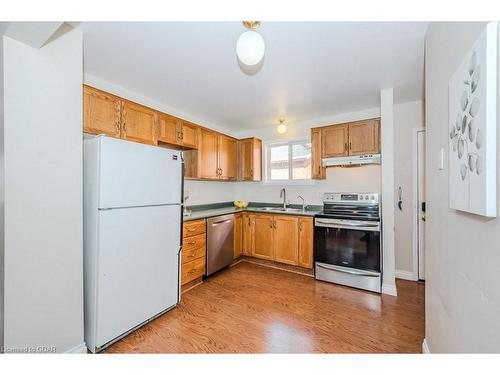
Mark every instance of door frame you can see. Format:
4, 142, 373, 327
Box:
412, 127, 426, 281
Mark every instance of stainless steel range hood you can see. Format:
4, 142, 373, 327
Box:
322, 154, 381, 167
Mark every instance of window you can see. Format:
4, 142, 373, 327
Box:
266, 140, 312, 182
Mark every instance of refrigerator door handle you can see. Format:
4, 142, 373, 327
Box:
177, 246, 182, 303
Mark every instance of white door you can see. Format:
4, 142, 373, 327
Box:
417, 130, 426, 280
98, 136, 182, 209
96, 204, 181, 348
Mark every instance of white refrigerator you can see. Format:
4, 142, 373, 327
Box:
83, 136, 183, 353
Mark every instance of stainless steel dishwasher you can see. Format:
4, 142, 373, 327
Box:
206, 214, 234, 276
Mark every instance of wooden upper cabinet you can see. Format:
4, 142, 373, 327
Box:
218, 135, 237, 180
238, 138, 262, 181
348, 119, 380, 155
321, 124, 348, 158
198, 128, 219, 179
121, 101, 158, 145
274, 216, 299, 265
182, 121, 199, 149
83, 86, 122, 138
252, 214, 274, 260
311, 128, 326, 180
158, 113, 182, 146
298, 217, 313, 269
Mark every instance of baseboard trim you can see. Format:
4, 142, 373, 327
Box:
65, 342, 87, 354
381, 283, 398, 296
395, 269, 418, 281
422, 338, 431, 354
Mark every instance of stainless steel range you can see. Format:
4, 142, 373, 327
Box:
314, 192, 382, 293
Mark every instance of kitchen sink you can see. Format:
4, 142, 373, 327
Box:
256, 207, 305, 213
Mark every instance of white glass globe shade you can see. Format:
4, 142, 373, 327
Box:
236, 31, 265, 66
277, 124, 287, 134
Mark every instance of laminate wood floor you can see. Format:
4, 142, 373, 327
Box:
104, 261, 425, 353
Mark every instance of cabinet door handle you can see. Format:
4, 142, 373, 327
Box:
349, 142, 352, 150
344, 142, 348, 151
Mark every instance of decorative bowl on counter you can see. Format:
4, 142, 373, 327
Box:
234, 200, 249, 208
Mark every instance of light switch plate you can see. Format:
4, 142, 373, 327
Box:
438, 148, 445, 170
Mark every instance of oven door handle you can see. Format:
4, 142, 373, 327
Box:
316, 263, 380, 277
315, 219, 380, 231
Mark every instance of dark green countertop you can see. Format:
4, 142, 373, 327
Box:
183, 202, 321, 221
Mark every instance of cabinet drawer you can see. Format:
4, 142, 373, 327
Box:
183, 219, 206, 238
181, 257, 206, 285
182, 234, 206, 263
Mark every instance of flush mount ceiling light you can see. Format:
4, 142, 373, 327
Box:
236, 21, 265, 66
277, 118, 287, 134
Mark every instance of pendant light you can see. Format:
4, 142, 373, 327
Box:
277, 118, 287, 135
236, 21, 265, 66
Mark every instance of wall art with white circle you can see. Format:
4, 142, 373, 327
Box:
448, 22, 497, 217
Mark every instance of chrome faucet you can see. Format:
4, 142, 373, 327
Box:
297, 195, 305, 211
280, 188, 287, 209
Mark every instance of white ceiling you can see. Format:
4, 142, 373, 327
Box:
78, 22, 428, 131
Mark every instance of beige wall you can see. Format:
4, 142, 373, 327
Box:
394, 100, 425, 276
425, 22, 500, 352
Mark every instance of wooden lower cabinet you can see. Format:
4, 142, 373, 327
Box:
274, 216, 299, 265
298, 217, 313, 269
233, 213, 243, 259
181, 219, 206, 285
241, 213, 254, 256
253, 214, 274, 260
181, 256, 206, 285
245, 213, 313, 269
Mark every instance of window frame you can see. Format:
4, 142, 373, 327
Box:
264, 138, 315, 185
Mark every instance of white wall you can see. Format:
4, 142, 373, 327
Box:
425, 22, 500, 352
3, 28, 84, 353
394, 100, 425, 276
234, 166, 381, 206
183, 107, 383, 206
232, 107, 382, 206
380, 88, 397, 296
184, 180, 238, 206
0, 30, 4, 349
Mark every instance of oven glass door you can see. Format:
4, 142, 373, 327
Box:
314, 226, 380, 272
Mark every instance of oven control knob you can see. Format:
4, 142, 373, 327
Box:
360, 196, 363, 200
370, 195, 375, 200
365, 195, 369, 200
